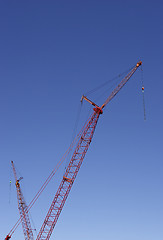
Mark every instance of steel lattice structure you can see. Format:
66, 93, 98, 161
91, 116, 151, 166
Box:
11, 161, 34, 240
36, 61, 142, 240
5, 61, 142, 240
36, 107, 102, 240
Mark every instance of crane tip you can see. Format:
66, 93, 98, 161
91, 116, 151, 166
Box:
80, 95, 84, 103
136, 61, 142, 67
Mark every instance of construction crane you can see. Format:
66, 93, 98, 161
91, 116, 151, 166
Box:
11, 161, 34, 240
5, 61, 142, 240
36, 61, 142, 240
5, 129, 84, 240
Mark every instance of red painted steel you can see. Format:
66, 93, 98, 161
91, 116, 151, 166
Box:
6, 121, 87, 239
36, 61, 142, 240
101, 61, 142, 109
11, 161, 34, 240
36, 108, 102, 240
5, 61, 142, 240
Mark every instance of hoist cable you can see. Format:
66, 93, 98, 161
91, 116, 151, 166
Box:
141, 65, 146, 120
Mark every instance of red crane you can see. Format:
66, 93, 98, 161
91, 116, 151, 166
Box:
5, 127, 85, 240
11, 161, 34, 240
5, 61, 142, 240
36, 61, 142, 240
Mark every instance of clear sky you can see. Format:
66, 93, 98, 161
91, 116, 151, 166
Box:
0, 1, 162, 240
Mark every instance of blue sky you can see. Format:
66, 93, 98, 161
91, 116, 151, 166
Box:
0, 1, 162, 240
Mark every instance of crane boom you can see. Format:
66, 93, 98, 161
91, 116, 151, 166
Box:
36, 107, 102, 240
101, 61, 142, 109
11, 161, 34, 240
36, 61, 142, 240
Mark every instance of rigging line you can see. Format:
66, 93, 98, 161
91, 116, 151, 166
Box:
72, 102, 83, 142
64, 102, 83, 173
14, 162, 23, 181
9, 146, 74, 236
93, 78, 122, 107
141, 65, 146, 120
8, 116, 91, 237
85, 66, 134, 96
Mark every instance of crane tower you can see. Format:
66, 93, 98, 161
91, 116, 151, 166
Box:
11, 161, 34, 240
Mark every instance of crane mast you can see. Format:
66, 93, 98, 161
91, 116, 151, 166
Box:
36, 61, 142, 240
11, 161, 34, 240
36, 107, 102, 240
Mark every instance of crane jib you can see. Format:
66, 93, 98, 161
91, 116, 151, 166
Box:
101, 61, 142, 109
